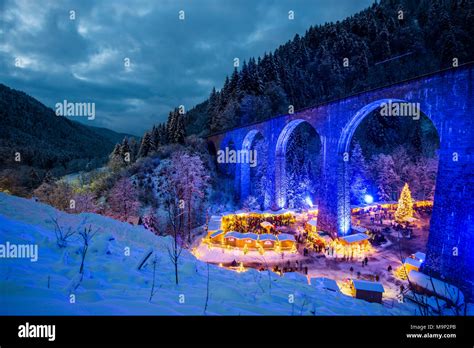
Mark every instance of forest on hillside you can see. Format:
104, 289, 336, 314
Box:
170, 0, 472, 137
2, 0, 471, 217
110, 0, 472, 213
0, 84, 133, 195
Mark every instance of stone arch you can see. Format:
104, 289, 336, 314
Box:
336, 98, 440, 235
275, 119, 321, 208
240, 129, 264, 203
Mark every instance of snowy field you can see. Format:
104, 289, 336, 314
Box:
0, 193, 449, 315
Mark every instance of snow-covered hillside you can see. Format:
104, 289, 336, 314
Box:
0, 193, 419, 315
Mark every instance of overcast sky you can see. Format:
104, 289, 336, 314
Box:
1, 0, 374, 136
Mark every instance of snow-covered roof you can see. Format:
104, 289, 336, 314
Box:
260, 221, 273, 228
224, 232, 260, 240
224, 231, 244, 239
340, 233, 369, 244
312, 277, 340, 292
259, 234, 277, 241
209, 230, 224, 238
234, 210, 247, 215
409, 271, 464, 305
351, 279, 384, 293
352, 225, 368, 233
307, 219, 317, 227
244, 233, 259, 240
277, 233, 295, 242
413, 252, 426, 262
404, 257, 422, 268
210, 215, 222, 221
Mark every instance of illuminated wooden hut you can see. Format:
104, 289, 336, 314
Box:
403, 257, 422, 274
339, 233, 370, 247
224, 231, 241, 247
333, 232, 371, 256
350, 279, 385, 304
259, 234, 277, 249
209, 230, 225, 244
243, 233, 259, 248
277, 233, 296, 250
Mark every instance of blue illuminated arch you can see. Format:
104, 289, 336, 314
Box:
275, 119, 318, 208
336, 98, 439, 235
240, 129, 264, 202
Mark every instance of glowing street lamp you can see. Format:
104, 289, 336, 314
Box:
364, 194, 374, 204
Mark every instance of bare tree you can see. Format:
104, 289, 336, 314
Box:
299, 295, 308, 315
166, 218, 184, 286
78, 223, 98, 279
253, 254, 273, 295
50, 214, 76, 248
158, 161, 185, 285
149, 254, 160, 302
204, 263, 210, 314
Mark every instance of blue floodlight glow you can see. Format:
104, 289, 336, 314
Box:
364, 194, 374, 204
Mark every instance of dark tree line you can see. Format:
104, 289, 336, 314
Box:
110, 107, 186, 168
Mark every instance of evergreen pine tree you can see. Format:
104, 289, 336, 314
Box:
395, 183, 414, 223
167, 108, 186, 144
229, 68, 240, 99
108, 143, 123, 170
129, 137, 139, 161
43, 171, 55, 184
138, 132, 154, 158
151, 125, 160, 150
120, 137, 131, 165
174, 113, 186, 144
350, 142, 369, 204
159, 123, 169, 145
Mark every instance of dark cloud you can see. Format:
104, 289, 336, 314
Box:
0, 0, 374, 135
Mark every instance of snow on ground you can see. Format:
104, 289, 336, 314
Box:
0, 193, 424, 315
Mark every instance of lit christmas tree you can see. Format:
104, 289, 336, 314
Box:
395, 183, 414, 223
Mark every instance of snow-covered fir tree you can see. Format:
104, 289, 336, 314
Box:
350, 142, 369, 204
166, 108, 186, 144
395, 183, 414, 223
107, 177, 140, 221
138, 132, 155, 158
